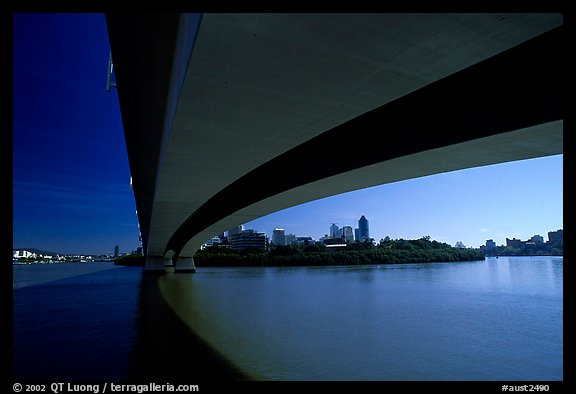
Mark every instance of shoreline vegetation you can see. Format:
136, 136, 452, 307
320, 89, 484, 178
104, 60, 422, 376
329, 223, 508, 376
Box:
195, 237, 485, 267
113, 236, 563, 268
21, 237, 561, 268
115, 237, 491, 267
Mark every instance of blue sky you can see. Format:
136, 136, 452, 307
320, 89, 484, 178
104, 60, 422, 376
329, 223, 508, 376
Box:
245, 154, 563, 248
12, 13, 563, 255
13, 14, 138, 255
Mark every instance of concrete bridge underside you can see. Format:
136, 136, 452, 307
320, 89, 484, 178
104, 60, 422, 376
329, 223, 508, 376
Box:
106, 13, 563, 272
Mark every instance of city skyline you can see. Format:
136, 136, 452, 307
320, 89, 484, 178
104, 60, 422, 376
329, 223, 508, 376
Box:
244, 207, 563, 250
12, 14, 563, 255
244, 153, 563, 249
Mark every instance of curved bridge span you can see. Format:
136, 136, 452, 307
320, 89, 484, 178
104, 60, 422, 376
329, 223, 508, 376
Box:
105, 13, 563, 272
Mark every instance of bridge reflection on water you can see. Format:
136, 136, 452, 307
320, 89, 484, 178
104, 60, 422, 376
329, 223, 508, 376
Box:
130, 272, 254, 381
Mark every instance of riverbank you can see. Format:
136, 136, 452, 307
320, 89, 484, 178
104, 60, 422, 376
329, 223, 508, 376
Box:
195, 237, 485, 267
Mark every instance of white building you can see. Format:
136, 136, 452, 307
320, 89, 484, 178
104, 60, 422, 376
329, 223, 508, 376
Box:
13, 250, 37, 259
272, 228, 286, 245
201, 236, 223, 249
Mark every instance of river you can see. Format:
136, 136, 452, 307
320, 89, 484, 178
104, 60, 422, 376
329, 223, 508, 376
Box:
12, 257, 563, 381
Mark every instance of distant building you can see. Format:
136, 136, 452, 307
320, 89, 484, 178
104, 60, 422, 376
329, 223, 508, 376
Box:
296, 236, 314, 245
485, 239, 496, 249
272, 228, 286, 246
342, 226, 354, 243
354, 228, 360, 242
323, 237, 347, 246
285, 234, 297, 245
454, 241, 466, 249
228, 225, 244, 237
114, 245, 120, 257
201, 236, 223, 249
530, 235, 544, 243
506, 238, 523, 248
358, 215, 370, 241
13, 250, 37, 259
330, 223, 341, 238
548, 229, 563, 243
229, 229, 267, 251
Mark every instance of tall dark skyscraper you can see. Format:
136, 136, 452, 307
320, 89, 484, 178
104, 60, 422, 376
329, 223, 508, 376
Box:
114, 245, 119, 257
358, 215, 370, 241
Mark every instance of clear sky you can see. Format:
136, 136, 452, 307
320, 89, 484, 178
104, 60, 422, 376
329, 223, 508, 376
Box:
245, 154, 563, 248
13, 13, 138, 255
12, 13, 563, 255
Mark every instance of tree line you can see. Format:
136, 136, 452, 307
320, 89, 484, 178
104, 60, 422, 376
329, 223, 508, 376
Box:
194, 236, 485, 267
489, 240, 563, 257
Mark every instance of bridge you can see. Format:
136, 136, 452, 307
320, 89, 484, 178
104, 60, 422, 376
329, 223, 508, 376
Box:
105, 13, 563, 272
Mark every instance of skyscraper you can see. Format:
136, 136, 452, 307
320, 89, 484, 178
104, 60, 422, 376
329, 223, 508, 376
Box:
329, 223, 340, 238
272, 228, 286, 245
358, 215, 370, 242
114, 245, 119, 257
342, 226, 354, 243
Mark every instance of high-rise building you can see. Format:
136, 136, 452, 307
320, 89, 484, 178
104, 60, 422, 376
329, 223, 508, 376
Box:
485, 239, 496, 249
342, 226, 354, 243
329, 223, 340, 238
358, 215, 370, 241
229, 229, 267, 251
354, 228, 359, 242
114, 245, 119, 257
272, 228, 286, 246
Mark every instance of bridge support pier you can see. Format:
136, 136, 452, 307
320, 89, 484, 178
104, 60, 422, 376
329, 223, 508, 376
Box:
174, 256, 196, 273
144, 255, 173, 272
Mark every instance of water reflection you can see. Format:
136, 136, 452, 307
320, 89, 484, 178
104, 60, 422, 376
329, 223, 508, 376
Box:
156, 257, 563, 381
130, 273, 253, 381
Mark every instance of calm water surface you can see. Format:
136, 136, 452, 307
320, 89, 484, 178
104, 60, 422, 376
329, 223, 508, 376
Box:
159, 256, 563, 380
13, 263, 141, 381
13, 257, 563, 381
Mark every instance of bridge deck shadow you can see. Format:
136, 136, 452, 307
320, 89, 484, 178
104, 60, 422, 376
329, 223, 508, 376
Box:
129, 273, 255, 382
